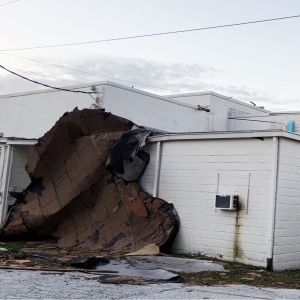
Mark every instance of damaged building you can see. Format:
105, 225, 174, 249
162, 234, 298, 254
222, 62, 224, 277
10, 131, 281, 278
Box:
0, 81, 300, 270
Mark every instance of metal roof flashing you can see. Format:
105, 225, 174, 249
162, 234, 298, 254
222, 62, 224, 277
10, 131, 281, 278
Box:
146, 130, 300, 143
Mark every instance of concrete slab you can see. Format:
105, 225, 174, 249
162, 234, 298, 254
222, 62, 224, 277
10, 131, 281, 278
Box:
125, 256, 225, 273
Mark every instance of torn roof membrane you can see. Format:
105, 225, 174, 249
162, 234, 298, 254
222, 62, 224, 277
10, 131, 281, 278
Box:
0, 108, 179, 256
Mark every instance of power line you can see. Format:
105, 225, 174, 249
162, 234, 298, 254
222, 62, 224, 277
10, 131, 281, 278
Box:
0, 64, 95, 95
1, 14, 300, 51
0, 52, 180, 93
0, 0, 20, 7
230, 117, 287, 128
5, 65, 87, 85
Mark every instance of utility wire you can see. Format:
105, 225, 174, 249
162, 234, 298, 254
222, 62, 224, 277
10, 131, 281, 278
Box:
6, 65, 86, 85
229, 117, 287, 128
0, 64, 95, 95
0, 0, 20, 7
1, 14, 300, 51
0, 52, 181, 93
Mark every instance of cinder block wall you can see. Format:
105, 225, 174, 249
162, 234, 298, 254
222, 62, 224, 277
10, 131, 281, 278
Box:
273, 138, 300, 270
0, 88, 93, 138
140, 138, 274, 267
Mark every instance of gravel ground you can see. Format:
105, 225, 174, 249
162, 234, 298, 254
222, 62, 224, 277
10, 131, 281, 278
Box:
1, 270, 300, 299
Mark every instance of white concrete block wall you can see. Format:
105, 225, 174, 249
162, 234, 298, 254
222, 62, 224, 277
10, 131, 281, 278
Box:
0, 88, 95, 138
273, 138, 300, 270
139, 138, 275, 267
103, 85, 210, 132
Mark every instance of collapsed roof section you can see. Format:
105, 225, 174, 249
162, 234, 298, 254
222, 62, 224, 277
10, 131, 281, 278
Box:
0, 108, 179, 256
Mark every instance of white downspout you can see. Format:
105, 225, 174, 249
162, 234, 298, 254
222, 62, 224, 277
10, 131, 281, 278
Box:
152, 141, 162, 197
267, 136, 279, 269
0, 145, 13, 225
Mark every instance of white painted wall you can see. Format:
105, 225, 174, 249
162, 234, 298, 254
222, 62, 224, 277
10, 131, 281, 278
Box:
167, 93, 211, 107
229, 113, 300, 133
273, 137, 300, 270
229, 117, 272, 131
210, 95, 268, 131
210, 94, 267, 116
0, 81, 211, 138
140, 137, 275, 267
0, 87, 94, 139
168, 92, 270, 132
102, 84, 210, 132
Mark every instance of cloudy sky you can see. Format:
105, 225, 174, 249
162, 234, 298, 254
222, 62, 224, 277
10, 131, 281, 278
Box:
1, 0, 300, 110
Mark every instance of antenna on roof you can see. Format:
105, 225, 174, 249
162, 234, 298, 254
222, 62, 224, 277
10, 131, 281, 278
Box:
250, 101, 256, 106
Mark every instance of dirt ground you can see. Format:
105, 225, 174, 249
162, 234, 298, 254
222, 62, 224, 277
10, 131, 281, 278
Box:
1, 241, 300, 290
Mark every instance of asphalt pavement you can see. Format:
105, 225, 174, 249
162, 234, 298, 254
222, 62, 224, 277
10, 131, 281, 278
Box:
1, 269, 300, 299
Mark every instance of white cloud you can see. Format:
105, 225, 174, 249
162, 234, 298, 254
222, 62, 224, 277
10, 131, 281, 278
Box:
0, 54, 298, 111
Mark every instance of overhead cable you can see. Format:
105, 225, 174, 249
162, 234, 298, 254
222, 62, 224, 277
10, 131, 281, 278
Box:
230, 117, 287, 127
0, 52, 180, 93
0, 0, 20, 7
6, 65, 86, 85
0, 64, 95, 95
1, 14, 300, 51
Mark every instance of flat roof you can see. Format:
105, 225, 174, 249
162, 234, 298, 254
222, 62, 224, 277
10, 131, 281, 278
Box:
147, 129, 300, 142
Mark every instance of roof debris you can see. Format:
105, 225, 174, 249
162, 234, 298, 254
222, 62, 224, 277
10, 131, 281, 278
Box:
0, 108, 179, 260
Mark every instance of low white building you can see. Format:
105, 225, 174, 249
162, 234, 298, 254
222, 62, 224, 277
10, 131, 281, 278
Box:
139, 130, 300, 270
0, 81, 300, 270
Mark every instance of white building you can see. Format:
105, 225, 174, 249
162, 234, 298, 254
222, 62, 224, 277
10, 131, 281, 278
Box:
0, 81, 300, 270
139, 130, 300, 270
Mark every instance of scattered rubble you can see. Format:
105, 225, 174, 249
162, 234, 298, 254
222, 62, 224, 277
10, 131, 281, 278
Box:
0, 108, 183, 283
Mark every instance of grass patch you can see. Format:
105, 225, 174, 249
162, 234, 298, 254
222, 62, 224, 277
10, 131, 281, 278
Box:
0, 241, 33, 259
172, 253, 300, 289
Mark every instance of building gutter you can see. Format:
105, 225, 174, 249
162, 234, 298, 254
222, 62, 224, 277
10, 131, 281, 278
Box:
267, 136, 279, 269
152, 142, 162, 197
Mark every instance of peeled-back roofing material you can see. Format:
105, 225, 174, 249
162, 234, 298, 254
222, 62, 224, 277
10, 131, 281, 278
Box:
0, 108, 179, 256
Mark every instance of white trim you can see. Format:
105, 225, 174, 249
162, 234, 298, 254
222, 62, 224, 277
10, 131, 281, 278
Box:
6, 140, 37, 145
271, 111, 300, 115
153, 142, 161, 197
229, 114, 271, 119
0, 145, 13, 225
0, 138, 37, 145
147, 130, 300, 143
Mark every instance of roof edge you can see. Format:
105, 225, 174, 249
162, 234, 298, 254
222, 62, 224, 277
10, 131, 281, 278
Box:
147, 130, 300, 142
